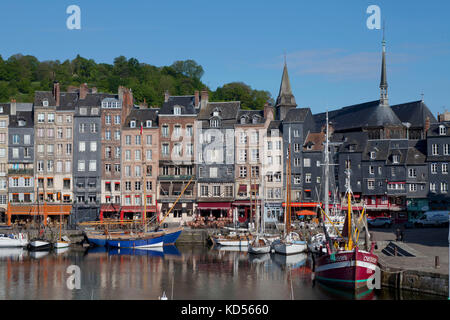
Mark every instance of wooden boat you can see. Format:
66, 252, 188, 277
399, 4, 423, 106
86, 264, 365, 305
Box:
211, 232, 253, 246
160, 226, 183, 245
0, 233, 28, 247
314, 112, 378, 291
106, 230, 165, 248
54, 208, 70, 249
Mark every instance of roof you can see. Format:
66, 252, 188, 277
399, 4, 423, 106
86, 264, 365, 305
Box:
332, 131, 369, 153
236, 110, 265, 125
78, 93, 115, 107
362, 140, 391, 161
314, 100, 402, 131
159, 96, 197, 115
406, 140, 427, 165
303, 132, 325, 151
275, 63, 297, 108
267, 120, 282, 136
9, 111, 34, 128
391, 100, 437, 128
124, 107, 159, 128
197, 101, 240, 120
283, 108, 311, 123
427, 122, 450, 137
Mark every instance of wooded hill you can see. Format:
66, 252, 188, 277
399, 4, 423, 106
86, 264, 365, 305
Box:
0, 54, 273, 110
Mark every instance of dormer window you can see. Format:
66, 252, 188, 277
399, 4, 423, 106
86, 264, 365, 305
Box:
0, 107, 3, 113
213, 111, 219, 117
210, 119, 220, 128
91, 108, 99, 115
174, 106, 181, 115
306, 144, 313, 150
240, 117, 246, 124
43, 100, 49, 107
146, 120, 152, 128
439, 125, 446, 136
252, 116, 259, 124
102, 101, 107, 108
348, 144, 355, 152
393, 154, 400, 164
18, 119, 26, 127
370, 151, 376, 159
130, 120, 136, 128
80, 107, 87, 115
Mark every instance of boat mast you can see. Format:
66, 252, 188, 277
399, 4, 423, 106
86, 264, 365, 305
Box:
286, 127, 292, 236
322, 111, 334, 252
346, 169, 353, 250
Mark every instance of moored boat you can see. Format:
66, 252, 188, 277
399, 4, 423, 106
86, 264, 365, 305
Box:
211, 232, 253, 246
106, 230, 165, 248
160, 226, 183, 245
272, 232, 307, 255
248, 237, 271, 254
0, 233, 28, 247
27, 239, 52, 251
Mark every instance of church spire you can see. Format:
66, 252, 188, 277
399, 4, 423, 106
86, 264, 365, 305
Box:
276, 59, 297, 121
380, 23, 388, 106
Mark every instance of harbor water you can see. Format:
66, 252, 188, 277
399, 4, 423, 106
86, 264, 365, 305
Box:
0, 244, 444, 300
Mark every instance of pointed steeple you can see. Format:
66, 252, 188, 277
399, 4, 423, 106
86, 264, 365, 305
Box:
276, 61, 297, 121
380, 24, 388, 107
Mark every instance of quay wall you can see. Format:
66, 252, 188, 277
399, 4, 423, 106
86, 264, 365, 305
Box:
379, 261, 449, 297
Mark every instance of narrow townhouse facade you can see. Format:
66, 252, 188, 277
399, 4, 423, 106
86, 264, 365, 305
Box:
234, 108, 272, 224
71, 89, 103, 225
426, 121, 450, 210
100, 95, 123, 216
120, 106, 159, 221
34, 82, 76, 204
195, 101, 239, 219
157, 92, 199, 224
0, 103, 10, 212
405, 140, 429, 219
8, 101, 34, 204
263, 117, 284, 224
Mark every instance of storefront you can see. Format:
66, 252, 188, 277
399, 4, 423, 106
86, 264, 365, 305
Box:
264, 202, 283, 223
232, 200, 261, 223
197, 202, 232, 218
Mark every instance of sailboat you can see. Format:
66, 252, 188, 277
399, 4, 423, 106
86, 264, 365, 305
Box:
314, 111, 378, 291
54, 207, 70, 249
248, 177, 271, 254
272, 129, 307, 255
28, 188, 52, 251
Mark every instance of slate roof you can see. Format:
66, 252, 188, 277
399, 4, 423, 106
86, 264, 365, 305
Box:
0, 104, 10, 115
427, 122, 450, 137
314, 100, 402, 131
159, 96, 196, 115
332, 131, 369, 153
9, 111, 34, 128
124, 107, 159, 128
362, 140, 391, 161
275, 63, 297, 108
267, 120, 282, 136
197, 101, 240, 129
391, 100, 437, 128
236, 110, 265, 125
283, 108, 311, 123
78, 93, 115, 107
406, 140, 427, 165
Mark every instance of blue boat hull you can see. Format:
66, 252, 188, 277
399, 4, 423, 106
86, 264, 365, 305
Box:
88, 237, 108, 247
162, 229, 182, 244
106, 234, 164, 248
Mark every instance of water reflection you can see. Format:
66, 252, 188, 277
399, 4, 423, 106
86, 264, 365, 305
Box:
0, 244, 445, 300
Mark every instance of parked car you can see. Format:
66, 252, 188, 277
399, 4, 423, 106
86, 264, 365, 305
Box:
367, 217, 393, 228
412, 211, 449, 227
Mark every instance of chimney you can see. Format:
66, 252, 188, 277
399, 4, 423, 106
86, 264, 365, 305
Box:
200, 88, 209, 110
263, 102, 274, 121
91, 87, 98, 94
118, 86, 125, 101
424, 116, 431, 134
53, 81, 60, 106
164, 90, 170, 103
80, 83, 88, 100
194, 90, 200, 108
10, 99, 16, 116
121, 87, 134, 125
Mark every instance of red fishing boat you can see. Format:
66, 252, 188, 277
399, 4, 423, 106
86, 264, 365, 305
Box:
313, 111, 378, 291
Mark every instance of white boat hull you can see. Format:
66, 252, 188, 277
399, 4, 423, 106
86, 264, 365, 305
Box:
248, 245, 271, 254
216, 239, 250, 246
273, 242, 307, 255
54, 241, 70, 249
0, 233, 28, 247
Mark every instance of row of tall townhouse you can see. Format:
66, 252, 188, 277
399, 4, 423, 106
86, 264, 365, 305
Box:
1, 36, 449, 226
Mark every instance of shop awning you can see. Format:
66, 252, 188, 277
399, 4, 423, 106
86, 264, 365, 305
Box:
238, 185, 247, 192
251, 184, 259, 191
282, 202, 320, 208
198, 203, 231, 210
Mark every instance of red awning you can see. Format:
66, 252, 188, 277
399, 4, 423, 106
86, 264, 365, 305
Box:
296, 210, 317, 216
251, 184, 259, 191
282, 202, 320, 208
238, 185, 247, 192
121, 206, 156, 213
198, 203, 231, 210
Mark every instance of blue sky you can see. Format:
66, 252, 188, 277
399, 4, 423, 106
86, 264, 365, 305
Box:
1, 0, 449, 116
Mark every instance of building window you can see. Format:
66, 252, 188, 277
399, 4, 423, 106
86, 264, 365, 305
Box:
369, 166, 375, 175
294, 176, 301, 184
442, 163, 448, 174
162, 144, 169, 156
430, 182, 436, 192
408, 168, 417, 178
392, 154, 400, 164
79, 141, 85, 152
239, 166, 247, 178
441, 182, 448, 193
431, 163, 438, 174
89, 160, 96, 172
78, 160, 85, 172
305, 173, 311, 183
162, 125, 169, 137
174, 106, 181, 115
439, 125, 446, 136
432, 144, 439, 155
186, 125, 193, 137
210, 167, 218, 178
409, 184, 417, 192
251, 166, 259, 177
304, 158, 311, 167
444, 144, 449, 156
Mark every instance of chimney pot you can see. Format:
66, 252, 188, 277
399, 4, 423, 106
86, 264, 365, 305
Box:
53, 81, 60, 106
164, 90, 170, 103
200, 88, 209, 110
10, 99, 16, 116
194, 90, 200, 107
80, 83, 88, 100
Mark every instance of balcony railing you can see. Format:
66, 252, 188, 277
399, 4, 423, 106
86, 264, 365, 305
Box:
158, 175, 195, 180
8, 169, 34, 175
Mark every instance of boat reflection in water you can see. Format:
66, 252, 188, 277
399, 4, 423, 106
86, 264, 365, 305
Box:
53, 247, 70, 255
248, 253, 271, 264
29, 250, 49, 259
314, 281, 375, 300
85, 245, 181, 258
272, 253, 307, 269
0, 247, 25, 260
